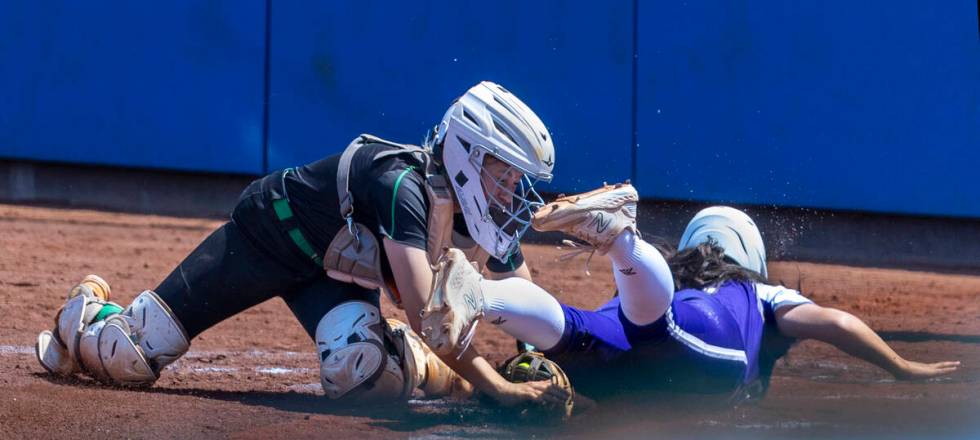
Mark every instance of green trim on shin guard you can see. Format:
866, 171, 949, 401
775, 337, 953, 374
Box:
94, 303, 124, 322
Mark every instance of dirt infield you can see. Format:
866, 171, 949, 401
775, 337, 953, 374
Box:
1, 203, 978, 439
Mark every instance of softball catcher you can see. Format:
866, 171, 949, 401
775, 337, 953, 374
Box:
35, 81, 565, 406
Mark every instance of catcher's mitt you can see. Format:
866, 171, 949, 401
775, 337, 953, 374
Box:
499, 351, 574, 420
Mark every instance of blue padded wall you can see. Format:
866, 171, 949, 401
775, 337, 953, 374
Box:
0, 1, 266, 174
1, 2, 978, 218
266, 0, 634, 193
636, 1, 980, 217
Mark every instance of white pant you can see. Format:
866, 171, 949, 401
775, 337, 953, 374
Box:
481, 231, 674, 350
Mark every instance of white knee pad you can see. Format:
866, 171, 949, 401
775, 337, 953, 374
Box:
316, 301, 413, 402
54, 290, 189, 386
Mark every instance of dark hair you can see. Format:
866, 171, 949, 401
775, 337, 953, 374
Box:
647, 236, 768, 291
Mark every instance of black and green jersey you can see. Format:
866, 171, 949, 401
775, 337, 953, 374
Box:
281, 139, 524, 274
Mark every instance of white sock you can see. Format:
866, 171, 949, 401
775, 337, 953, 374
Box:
606, 230, 675, 326
480, 277, 565, 351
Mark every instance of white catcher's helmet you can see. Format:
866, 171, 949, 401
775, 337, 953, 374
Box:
431, 81, 555, 261
678, 206, 768, 278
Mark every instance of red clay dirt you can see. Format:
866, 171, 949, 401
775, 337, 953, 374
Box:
1, 203, 978, 439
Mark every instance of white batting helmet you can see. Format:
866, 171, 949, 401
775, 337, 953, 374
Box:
432, 81, 555, 261
678, 206, 768, 278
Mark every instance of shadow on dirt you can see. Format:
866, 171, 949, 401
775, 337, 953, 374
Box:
31, 371, 645, 436
31, 371, 566, 435
140, 386, 593, 437
878, 331, 980, 344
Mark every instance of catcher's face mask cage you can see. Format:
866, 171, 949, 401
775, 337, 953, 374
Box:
477, 154, 545, 255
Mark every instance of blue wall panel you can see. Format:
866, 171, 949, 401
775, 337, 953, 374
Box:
267, 1, 633, 193
637, 1, 980, 217
1, 2, 978, 219
0, 1, 265, 174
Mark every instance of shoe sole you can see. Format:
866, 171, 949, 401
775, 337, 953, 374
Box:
421, 249, 484, 357
532, 183, 638, 232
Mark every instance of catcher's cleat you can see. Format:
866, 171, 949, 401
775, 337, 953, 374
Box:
67, 274, 112, 301
40, 274, 116, 378
419, 248, 486, 358
36, 329, 77, 376
532, 182, 639, 272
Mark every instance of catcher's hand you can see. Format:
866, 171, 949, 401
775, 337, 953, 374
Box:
499, 351, 574, 420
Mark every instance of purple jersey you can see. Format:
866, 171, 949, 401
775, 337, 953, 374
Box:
543, 280, 804, 399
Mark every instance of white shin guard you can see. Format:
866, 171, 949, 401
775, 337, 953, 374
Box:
54, 293, 105, 373
78, 317, 156, 384
120, 290, 190, 369
46, 290, 190, 386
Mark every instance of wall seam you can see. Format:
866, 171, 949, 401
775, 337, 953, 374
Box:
261, 0, 272, 174
630, 0, 639, 185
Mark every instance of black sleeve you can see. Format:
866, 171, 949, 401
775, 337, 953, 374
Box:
485, 244, 526, 273
370, 167, 428, 251
450, 213, 526, 273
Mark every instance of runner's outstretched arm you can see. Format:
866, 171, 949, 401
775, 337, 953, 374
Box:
774, 303, 960, 380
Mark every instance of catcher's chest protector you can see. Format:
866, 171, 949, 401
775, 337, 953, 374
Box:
326, 134, 485, 308
425, 174, 490, 272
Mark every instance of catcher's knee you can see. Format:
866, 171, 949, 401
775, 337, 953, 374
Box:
314, 301, 473, 404
315, 301, 416, 403
38, 289, 190, 386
